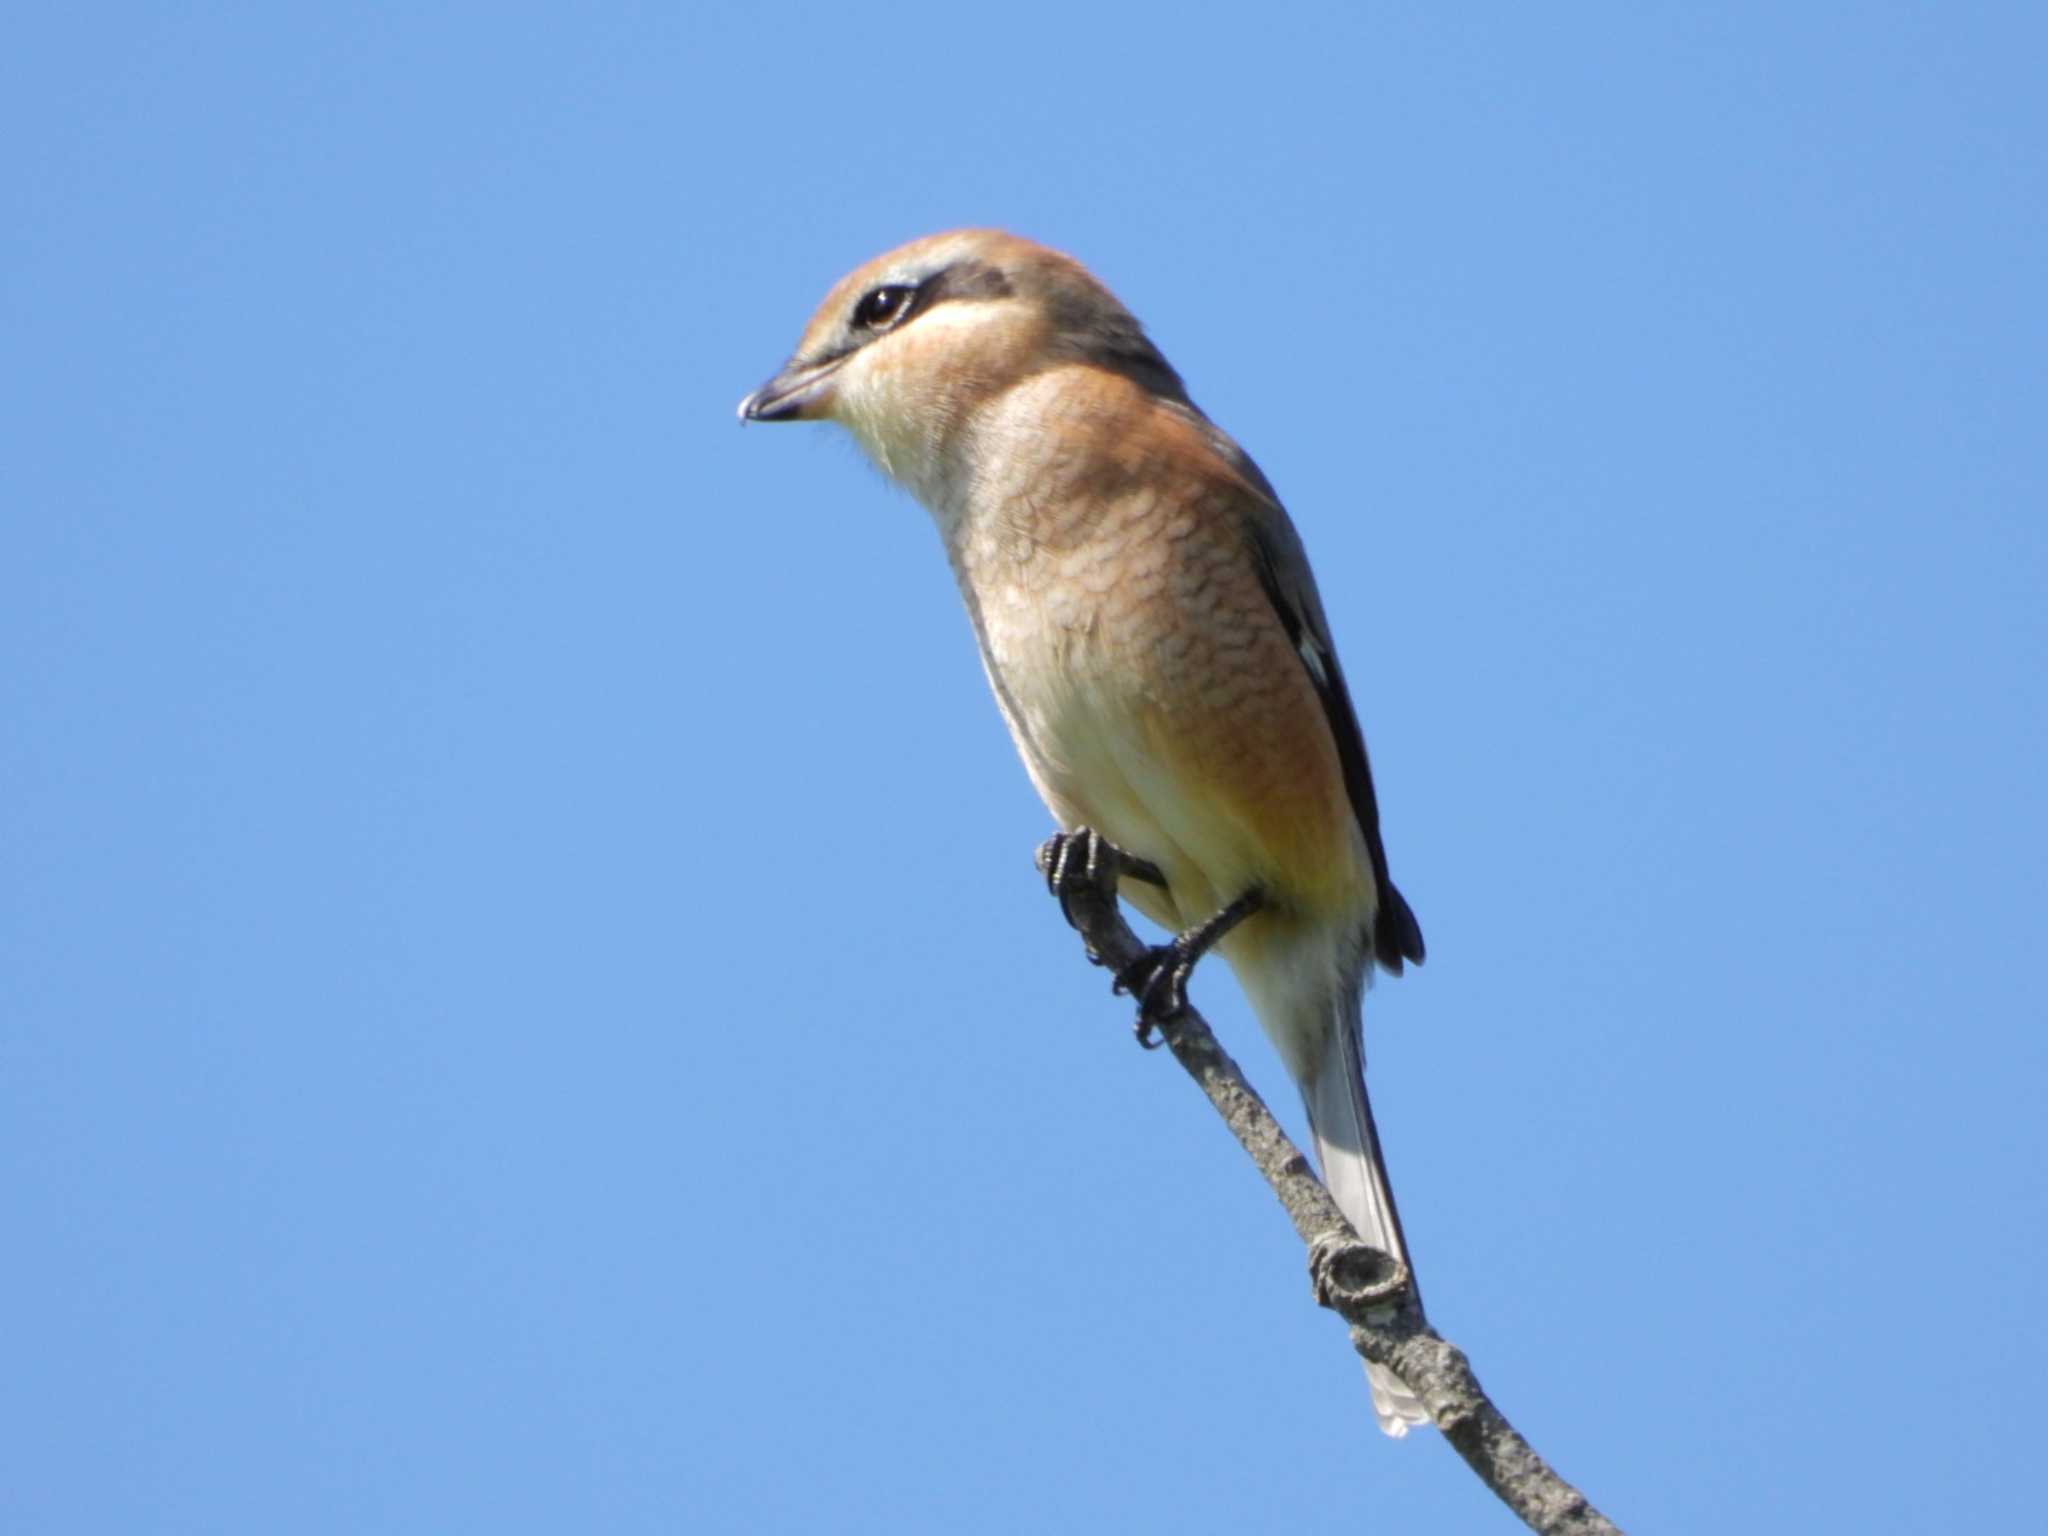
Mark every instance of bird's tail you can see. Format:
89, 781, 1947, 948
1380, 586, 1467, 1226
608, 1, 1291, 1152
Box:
1300, 986, 1429, 1437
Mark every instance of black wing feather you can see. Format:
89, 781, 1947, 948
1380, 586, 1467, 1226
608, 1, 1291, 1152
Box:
1245, 521, 1426, 975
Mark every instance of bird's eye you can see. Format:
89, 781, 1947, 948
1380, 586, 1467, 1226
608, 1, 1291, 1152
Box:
852, 284, 915, 331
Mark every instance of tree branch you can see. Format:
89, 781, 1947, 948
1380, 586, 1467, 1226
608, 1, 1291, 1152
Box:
1035, 833, 1623, 1536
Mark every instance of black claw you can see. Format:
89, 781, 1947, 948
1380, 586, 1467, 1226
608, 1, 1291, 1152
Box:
1112, 886, 1268, 1048
1038, 835, 1064, 897
1037, 835, 1266, 1047
1114, 944, 1193, 1046
1040, 828, 1167, 903
1039, 827, 1127, 928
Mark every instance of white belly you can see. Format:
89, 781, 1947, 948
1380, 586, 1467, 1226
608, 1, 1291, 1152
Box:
961, 563, 1233, 931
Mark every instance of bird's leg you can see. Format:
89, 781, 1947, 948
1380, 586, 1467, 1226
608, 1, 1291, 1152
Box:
1035, 828, 1254, 1044
1117, 887, 1265, 1048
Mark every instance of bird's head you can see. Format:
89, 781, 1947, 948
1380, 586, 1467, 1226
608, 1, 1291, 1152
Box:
737, 229, 1184, 490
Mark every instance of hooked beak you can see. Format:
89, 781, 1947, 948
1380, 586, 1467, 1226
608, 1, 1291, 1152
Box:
735, 354, 846, 423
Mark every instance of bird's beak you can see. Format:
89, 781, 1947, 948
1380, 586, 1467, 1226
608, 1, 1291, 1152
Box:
736, 354, 845, 423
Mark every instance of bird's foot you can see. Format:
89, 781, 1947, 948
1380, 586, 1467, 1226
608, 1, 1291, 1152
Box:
1115, 887, 1265, 1048
1036, 827, 1164, 929
1113, 945, 1197, 1047
1036, 829, 1261, 1046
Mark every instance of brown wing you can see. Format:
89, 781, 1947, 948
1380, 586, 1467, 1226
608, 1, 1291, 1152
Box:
1216, 450, 1425, 974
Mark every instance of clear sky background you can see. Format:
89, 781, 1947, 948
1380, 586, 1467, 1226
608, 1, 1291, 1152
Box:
5, 5, 2043, 1533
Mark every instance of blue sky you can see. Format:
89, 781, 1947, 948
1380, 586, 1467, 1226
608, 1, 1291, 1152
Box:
5, 5, 2043, 1532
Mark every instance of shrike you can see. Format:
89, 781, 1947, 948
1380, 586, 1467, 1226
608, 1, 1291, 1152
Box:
738, 231, 1429, 1435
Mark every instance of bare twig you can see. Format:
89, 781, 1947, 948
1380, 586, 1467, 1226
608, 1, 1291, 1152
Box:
1035, 832, 1624, 1536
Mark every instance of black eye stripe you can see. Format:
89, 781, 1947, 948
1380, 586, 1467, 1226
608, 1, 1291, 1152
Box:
848, 260, 1016, 339
852, 284, 916, 330
923, 260, 1012, 306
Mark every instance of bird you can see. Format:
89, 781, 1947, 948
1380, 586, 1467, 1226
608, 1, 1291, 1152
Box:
737, 231, 1430, 1435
